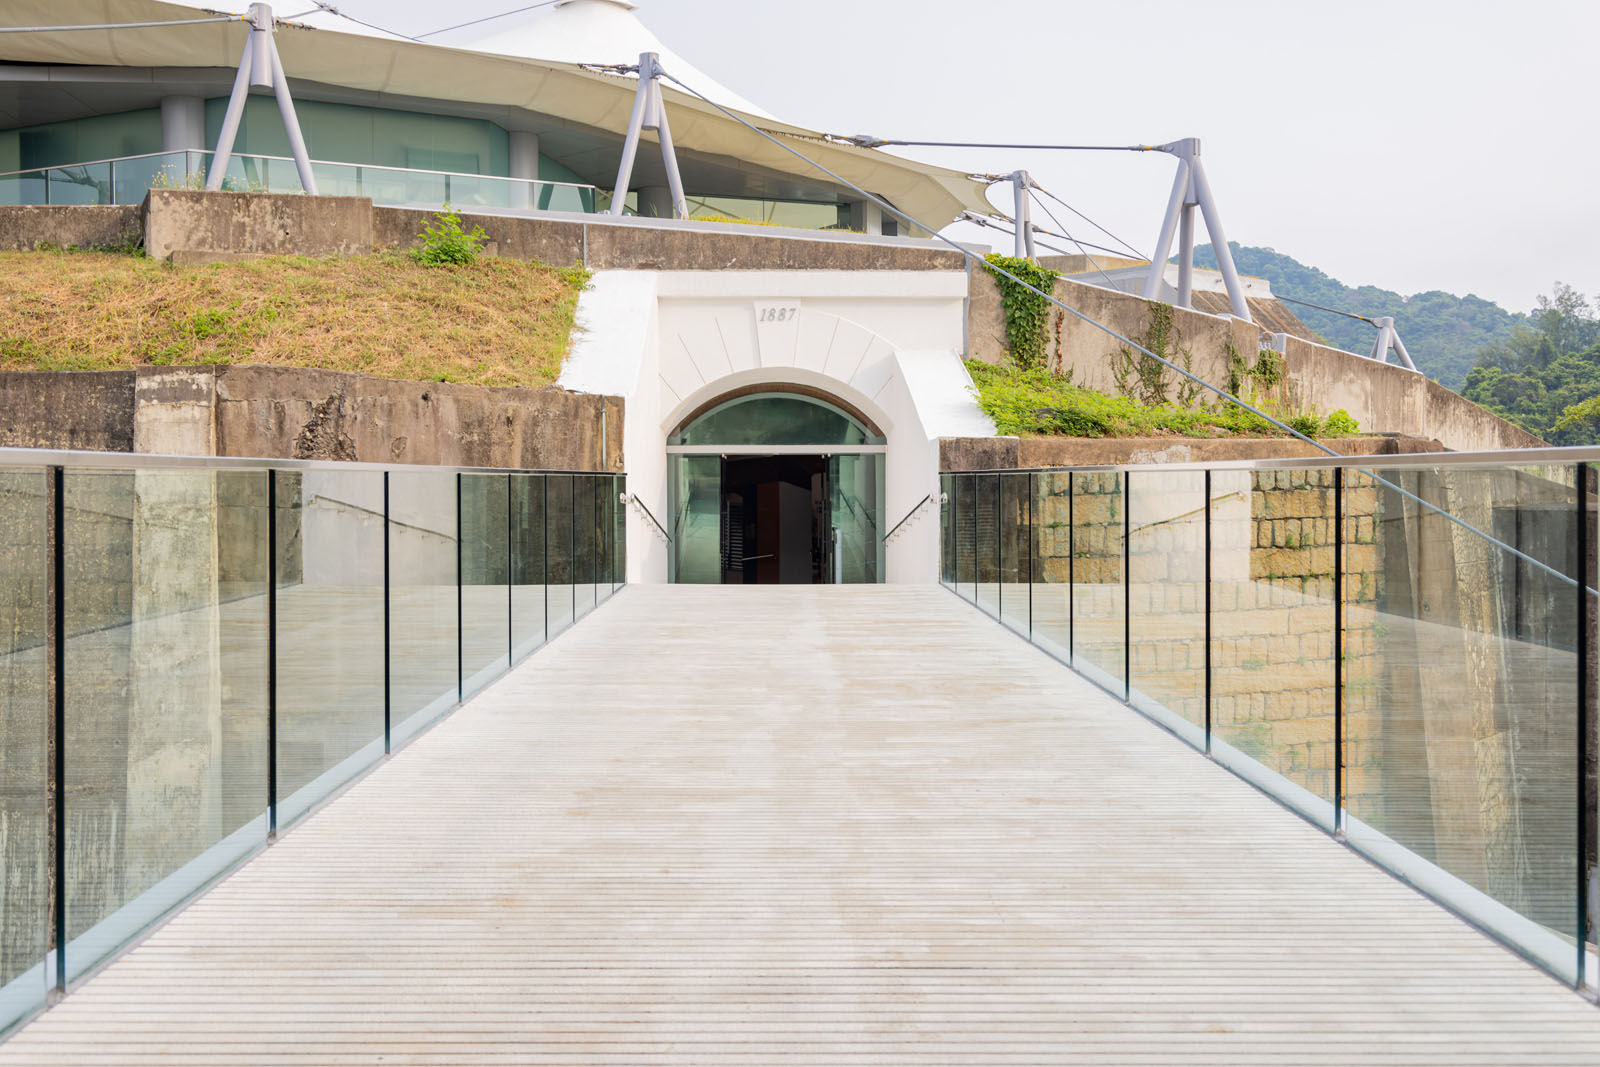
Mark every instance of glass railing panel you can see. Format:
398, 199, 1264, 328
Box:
63, 469, 269, 981
1127, 469, 1207, 740
1587, 462, 1599, 978
45, 164, 110, 206
1030, 471, 1072, 662
461, 474, 510, 700
998, 472, 1030, 635
547, 474, 576, 637
0, 171, 47, 206
953, 473, 976, 601
939, 474, 955, 588
540, 182, 595, 214
387, 470, 459, 743
1071, 471, 1125, 694
274, 470, 385, 826
975, 474, 1000, 616
1343, 464, 1581, 982
0, 468, 51, 1029
597, 475, 615, 601
112, 153, 193, 204
612, 475, 627, 591
573, 475, 597, 620
1209, 469, 1337, 825
511, 474, 548, 660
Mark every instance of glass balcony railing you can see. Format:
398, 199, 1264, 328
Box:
0, 151, 599, 214
0, 449, 625, 1036
941, 451, 1599, 992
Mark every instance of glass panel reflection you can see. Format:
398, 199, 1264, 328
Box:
64, 469, 269, 980
1210, 470, 1336, 823
1343, 465, 1580, 981
0, 470, 50, 1024
388, 470, 458, 741
998, 473, 1030, 635
1128, 470, 1206, 737
461, 475, 510, 699
511, 474, 547, 660
573, 475, 597, 619
547, 475, 575, 636
1030, 472, 1072, 662
274, 470, 384, 826
975, 474, 999, 616
1071, 471, 1125, 693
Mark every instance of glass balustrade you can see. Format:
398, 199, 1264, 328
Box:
0, 449, 624, 1036
940, 456, 1599, 992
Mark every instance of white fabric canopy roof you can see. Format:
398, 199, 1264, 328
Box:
0, 0, 997, 226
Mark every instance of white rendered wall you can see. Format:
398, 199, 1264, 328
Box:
561, 270, 993, 584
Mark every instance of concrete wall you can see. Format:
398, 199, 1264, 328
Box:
142, 190, 373, 264
1, 366, 622, 472
967, 270, 1544, 454
0, 205, 140, 251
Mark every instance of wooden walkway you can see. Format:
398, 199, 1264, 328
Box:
4, 585, 1599, 1064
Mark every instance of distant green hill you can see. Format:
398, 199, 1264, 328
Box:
1191, 243, 1522, 390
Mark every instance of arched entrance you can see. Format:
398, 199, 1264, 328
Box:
667, 389, 886, 584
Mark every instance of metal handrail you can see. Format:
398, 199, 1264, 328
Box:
626, 492, 672, 543
0, 149, 599, 192
882, 493, 932, 542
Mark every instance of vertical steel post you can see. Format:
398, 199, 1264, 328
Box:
206, 31, 257, 191
455, 473, 463, 705
1334, 467, 1345, 836
1011, 172, 1035, 260
1122, 471, 1131, 702
1177, 196, 1195, 309
1576, 462, 1591, 989
1203, 469, 1212, 755
49, 466, 65, 995
1068, 472, 1075, 665
1027, 473, 1034, 640
382, 471, 391, 755
263, 27, 319, 196
267, 470, 277, 838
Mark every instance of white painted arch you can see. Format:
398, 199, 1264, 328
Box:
560, 269, 994, 585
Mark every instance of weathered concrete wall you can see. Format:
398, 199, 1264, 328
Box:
938, 433, 1445, 472
373, 206, 967, 272
968, 270, 1544, 453
142, 190, 373, 264
0, 367, 622, 472
0, 205, 140, 251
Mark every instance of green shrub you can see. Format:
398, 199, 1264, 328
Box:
412, 205, 489, 267
1323, 409, 1360, 436
1287, 412, 1323, 438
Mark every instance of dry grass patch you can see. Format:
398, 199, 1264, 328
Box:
0, 250, 588, 388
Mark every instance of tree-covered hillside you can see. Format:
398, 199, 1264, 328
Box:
1192, 242, 1522, 390
1459, 284, 1600, 445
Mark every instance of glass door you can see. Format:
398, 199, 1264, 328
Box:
828, 454, 884, 584
671, 455, 722, 583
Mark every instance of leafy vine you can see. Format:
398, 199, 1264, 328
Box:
986, 253, 1061, 370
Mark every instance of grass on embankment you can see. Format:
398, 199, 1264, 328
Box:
0, 250, 588, 388
967, 359, 1360, 439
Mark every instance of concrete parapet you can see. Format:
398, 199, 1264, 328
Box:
141, 190, 374, 263
0, 366, 622, 473
0, 205, 141, 251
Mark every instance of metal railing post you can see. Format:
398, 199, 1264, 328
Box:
267, 470, 278, 838
455, 473, 463, 705
1334, 467, 1345, 836
1068, 472, 1075, 666
382, 471, 391, 755
49, 465, 65, 996
1576, 461, 1591, 989
1204, 469, 1212, 756
1123, 471, 1131, 702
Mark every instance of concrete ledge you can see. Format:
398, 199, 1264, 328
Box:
0, 205, 140, 251
0, 366, 622, 472
939, 433, 1447, 471
142, 189, 374, 262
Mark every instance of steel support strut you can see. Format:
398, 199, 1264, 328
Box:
1141, 139, 1250, 322
208, 4, 318, 194
609, 53, 688, 219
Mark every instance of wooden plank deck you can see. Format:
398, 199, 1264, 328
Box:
4, 584, 1599, 1064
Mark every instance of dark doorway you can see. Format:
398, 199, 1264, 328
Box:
719, 455, 829, 584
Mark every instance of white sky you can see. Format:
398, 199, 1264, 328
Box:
227, 1, 1600, 311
